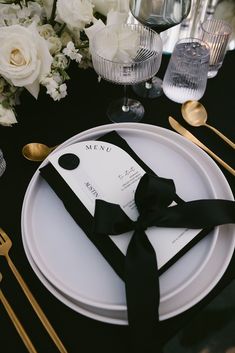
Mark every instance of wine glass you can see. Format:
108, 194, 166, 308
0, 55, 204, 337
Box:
90, 24, 162, 123
129, 0, 192, 98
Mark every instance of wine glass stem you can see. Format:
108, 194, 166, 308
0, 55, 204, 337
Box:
122, 85, 130, 112
145, 79, 153, 89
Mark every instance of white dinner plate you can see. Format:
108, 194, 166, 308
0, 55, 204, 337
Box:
21, 123, 235, 324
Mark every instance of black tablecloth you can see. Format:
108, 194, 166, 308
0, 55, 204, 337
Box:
0, 51, 234, 353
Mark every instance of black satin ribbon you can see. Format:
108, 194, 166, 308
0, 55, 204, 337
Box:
93, 173, 235, 352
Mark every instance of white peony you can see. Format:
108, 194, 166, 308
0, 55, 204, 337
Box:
56, 0, 94, 30
0, 23, 53, 99
0, 104, 17, 127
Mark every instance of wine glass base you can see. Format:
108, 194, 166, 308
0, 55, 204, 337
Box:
107, 98, 145, 123
132, 76, 163, 99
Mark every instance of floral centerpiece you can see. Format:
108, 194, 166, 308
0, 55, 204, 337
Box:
0, 0, 130, 126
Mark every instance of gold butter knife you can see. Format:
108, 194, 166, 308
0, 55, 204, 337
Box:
168, 116, 235, 177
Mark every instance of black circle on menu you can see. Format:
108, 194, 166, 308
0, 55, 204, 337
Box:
58, 153, 80, 170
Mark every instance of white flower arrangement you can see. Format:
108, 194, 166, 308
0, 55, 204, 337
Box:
0, 0, 130, 126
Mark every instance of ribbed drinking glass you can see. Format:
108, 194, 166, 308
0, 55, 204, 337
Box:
162, 37, 210, 103
200, 18, 232, 78
0, 149, 6, 177
129, 0, 192, 98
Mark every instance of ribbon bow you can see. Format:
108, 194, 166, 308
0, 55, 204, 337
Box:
93, 173, 235, 352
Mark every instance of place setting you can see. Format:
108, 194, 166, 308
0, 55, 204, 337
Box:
0, 1, 235, 353
20, 121, 235, 351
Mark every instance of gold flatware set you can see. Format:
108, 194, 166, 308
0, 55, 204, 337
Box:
0, 227, 68, 353
181, 100, 235, 149
169, 100, 235, 177
169, 116, 235, 176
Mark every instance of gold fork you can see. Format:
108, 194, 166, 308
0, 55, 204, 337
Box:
0, 272, 38, 353
0, 228, 68, 353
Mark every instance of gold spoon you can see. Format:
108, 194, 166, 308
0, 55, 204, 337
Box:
22, 143, 58, 162
181, 100, 235, 149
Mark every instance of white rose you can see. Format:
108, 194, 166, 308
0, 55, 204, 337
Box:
0, 23, 53, 99
38, 24, 56, 40
0, 104, 17, 127
56, 0, 94, 30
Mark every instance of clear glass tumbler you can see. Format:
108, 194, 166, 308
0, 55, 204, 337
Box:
0, 149, 6, 177
200, 19, 232, 78
162, 37, 210, 104
129, 0, 192, 99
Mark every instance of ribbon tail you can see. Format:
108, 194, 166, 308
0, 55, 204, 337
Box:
155, 200, 235, 229
125, 229, 162, 352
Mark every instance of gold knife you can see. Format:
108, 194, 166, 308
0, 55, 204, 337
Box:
168, 116, 235, 177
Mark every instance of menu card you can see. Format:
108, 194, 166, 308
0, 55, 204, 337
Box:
47, 139, 206, 270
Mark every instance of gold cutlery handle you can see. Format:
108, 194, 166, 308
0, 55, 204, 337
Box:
189, 134, 235, 176
0, 289, 38, 353
169, 116, 235, 177
206, 123, 235, 149
6, 256, 68, 353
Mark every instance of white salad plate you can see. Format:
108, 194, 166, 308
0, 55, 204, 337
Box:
21, 123, 235, 324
